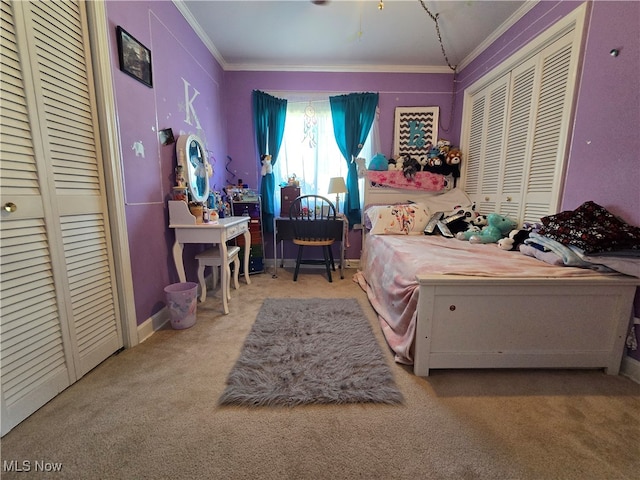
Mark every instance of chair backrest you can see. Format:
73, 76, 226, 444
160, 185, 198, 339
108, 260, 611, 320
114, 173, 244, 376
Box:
289, 195, 337, 241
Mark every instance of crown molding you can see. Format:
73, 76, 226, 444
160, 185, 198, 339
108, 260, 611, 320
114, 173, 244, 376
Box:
223, 63, 454, 74
173, 0, 532, 75
172, 0, 228, 69
457, 0, 539, 71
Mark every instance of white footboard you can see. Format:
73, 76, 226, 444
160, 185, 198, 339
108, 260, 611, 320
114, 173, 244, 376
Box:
414, 275, 639, 376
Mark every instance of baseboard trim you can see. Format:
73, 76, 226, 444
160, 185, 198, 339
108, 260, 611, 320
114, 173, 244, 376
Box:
345, 259, 360, 269
137, 307, 169, 343
135, 263, 363, 344
621, 354, 640, 384
137, 275, 217, 342
265, 258, 360, 270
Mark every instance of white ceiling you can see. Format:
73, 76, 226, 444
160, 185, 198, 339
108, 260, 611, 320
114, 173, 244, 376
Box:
174, 0, 534, 73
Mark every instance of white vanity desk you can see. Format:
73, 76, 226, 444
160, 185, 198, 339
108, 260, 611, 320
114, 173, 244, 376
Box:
168, 201, 251, 314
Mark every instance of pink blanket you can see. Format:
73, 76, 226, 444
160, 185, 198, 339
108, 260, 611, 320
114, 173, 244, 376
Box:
366, 171, 445, 191
354, 234, 612, 365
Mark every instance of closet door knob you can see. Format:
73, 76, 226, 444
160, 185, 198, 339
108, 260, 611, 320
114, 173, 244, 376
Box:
3, 202, 17, 213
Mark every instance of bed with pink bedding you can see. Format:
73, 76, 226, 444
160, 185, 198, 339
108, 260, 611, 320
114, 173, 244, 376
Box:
355, 180, 639, 377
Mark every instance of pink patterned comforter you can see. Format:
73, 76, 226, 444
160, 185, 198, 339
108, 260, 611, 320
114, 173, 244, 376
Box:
366, 171, 445, 191
353, 234, 611, 365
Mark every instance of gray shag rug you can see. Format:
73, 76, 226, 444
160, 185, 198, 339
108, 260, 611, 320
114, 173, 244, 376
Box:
218, 298, 403, 407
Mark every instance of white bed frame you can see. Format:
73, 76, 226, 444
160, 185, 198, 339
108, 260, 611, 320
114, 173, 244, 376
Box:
362, 176, 639, 376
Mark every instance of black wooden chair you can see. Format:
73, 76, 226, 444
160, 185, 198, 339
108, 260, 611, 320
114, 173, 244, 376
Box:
288, 195, 337, 282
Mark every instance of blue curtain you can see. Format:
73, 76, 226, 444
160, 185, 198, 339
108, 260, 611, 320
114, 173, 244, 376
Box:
329, 92, 379, 227
252, 90, 287, 232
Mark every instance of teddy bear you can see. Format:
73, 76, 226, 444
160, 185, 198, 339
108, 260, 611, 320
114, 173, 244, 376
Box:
456, 213, 516, 244
260, 154, 272, 176
446, 148, 462, 166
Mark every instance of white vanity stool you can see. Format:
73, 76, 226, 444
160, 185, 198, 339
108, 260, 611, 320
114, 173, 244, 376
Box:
196, 245, 241, 303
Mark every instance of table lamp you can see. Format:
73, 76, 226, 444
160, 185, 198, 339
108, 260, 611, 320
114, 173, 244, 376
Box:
327, 177, 347, 214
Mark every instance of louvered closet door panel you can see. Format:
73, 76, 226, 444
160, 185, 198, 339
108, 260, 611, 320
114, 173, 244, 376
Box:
464, 96, 484, 197
462, 27, 579, 226
523, 33, 575, 222
31, 1, 101, 196
25, 0, 123, 375
464, 74, 510, 214
1, 0, 123, 436
500, 57, 537, 219
0, 0, 73, 436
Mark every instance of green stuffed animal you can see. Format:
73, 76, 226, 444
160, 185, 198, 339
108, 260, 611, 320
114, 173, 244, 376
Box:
455, 213, 516, 244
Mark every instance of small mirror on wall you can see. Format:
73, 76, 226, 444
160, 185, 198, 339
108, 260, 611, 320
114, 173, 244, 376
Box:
176, 134, 210, 203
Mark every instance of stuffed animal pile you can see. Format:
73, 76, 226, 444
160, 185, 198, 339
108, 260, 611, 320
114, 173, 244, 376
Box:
367, 139, 463, 181
424, 203, 486, 238
421, 201, 518, 245
456, 213, 516, 244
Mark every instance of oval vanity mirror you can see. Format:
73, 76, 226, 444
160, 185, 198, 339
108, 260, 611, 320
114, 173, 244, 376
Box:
176, 134, 210, 203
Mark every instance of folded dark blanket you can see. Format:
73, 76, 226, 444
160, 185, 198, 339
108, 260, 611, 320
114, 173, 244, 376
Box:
539, 201, 640, 254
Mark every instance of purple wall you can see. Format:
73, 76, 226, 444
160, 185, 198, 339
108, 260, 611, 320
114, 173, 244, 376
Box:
452, 0, 640, 360
106, 0, 639, 365
563, 1, 639, 224
223, 71, 455, 258
106, 1, 226, 324
573, 0, 640, 361
223, 71, 455, 189
454, 1, 639, 227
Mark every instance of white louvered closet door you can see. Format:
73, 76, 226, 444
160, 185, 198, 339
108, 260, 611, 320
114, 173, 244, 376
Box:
462, 29, 579, 225
0, 0, 123, 436
464, 73, 510, 215
501, 56, 537, 220
521, 33, 576, 222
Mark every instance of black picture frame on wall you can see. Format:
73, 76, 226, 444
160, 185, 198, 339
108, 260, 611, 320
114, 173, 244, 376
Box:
116, 26, 152, 87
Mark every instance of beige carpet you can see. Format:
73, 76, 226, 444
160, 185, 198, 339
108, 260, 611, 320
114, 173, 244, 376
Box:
1, 267, 639, 479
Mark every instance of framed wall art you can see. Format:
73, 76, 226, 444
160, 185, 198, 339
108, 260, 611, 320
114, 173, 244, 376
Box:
116, 26, 152, 87
393, 106, 439, 158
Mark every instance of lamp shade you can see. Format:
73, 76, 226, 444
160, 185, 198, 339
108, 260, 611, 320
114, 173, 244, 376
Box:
327, 177, 347, 195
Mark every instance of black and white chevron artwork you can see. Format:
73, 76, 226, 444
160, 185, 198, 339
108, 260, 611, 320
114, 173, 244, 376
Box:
393, 107, 439, 158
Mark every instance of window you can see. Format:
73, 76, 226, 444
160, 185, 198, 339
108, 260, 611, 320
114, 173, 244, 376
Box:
272, 95, 377, 215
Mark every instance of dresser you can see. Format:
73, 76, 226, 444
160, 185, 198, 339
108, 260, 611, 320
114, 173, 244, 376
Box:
280, 185, 300, 217
231, 197, 264, 274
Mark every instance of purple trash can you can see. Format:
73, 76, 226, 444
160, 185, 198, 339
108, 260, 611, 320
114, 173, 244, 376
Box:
164, 282, 198, 329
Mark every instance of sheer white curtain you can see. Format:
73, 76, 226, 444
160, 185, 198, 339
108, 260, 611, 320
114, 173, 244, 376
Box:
272, 95, 378, 216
